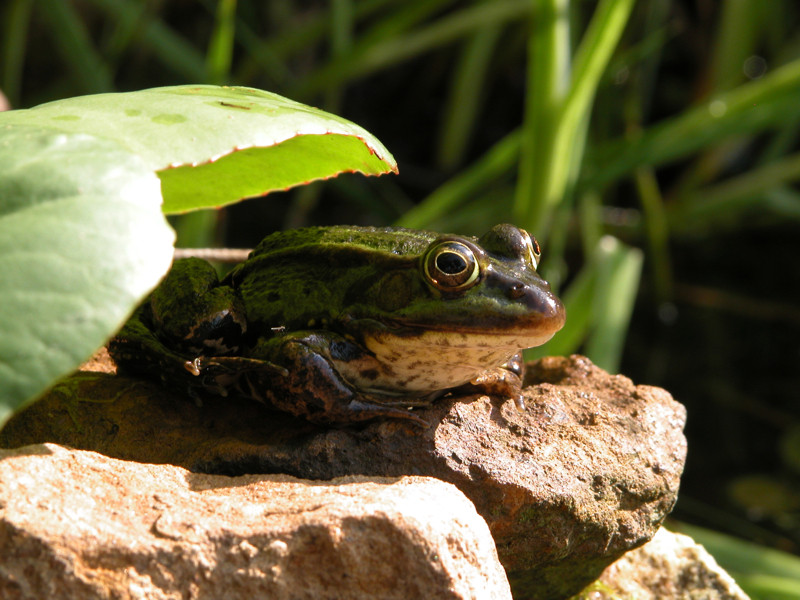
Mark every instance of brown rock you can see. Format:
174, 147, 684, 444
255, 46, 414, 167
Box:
1, 355, 687, 599
0, 443, 511, 600
596, 528, 750, 599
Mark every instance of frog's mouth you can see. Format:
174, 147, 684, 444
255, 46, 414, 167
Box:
368, 325, 560, 354
375, 291, 566, 347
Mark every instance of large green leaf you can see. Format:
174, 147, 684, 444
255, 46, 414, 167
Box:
0, 85, 398, 213
0, 86, 397, 427
0, 125, 174, 426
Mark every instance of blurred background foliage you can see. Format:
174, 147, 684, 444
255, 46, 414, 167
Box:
3, 0, 800, 594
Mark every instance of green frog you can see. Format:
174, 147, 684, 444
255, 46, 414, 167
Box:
108, 224, 565, 425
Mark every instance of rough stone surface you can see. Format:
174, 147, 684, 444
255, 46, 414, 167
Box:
1, 354, 687, 599
0, 444, 511, 600
596, 528, 750, 599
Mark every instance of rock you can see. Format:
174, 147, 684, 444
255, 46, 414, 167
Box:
1, 355, 687, 599
596, 528, 750, 599
0, 443, 512, 600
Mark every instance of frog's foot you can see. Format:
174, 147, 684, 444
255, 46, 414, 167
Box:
184, 356, 289, 399
109, 319, 203, 385
453, 361, 525, 410
343, 398, 430, 427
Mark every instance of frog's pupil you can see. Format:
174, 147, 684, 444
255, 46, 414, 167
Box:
437, 251, 467, 274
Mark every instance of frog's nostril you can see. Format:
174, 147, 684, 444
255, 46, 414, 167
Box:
508, 283, 527, 299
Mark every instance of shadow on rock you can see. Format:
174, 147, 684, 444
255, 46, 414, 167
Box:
1, 354, 687, 600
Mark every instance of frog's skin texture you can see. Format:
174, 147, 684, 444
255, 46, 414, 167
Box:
109, 224, 565, 426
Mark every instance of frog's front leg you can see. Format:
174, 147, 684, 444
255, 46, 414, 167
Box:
226, 331, 429, 426
149, 257, 247, 356
109, 309, 206, 392
453, 352, 526, 410
109, 258, 247, 395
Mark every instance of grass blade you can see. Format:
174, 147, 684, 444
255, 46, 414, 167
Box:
584, 236, 643, 372
1, 0, 33, 107
38, 0, 113, 93
513, 0, 569, 233
587, 57, 800, 188
669, 151, 800, 232
634, 167, 672, 300
514, 0, 635, 232
292, 0, 531, 97
436, 24, 501, 170
87, 0, 207, 81
206, 0, 237, 84
396, 130, 520, 228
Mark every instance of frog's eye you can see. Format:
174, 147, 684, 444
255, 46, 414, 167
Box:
423, 241, 480, 292
527, 234, 541, 270
477, 224, 541, 270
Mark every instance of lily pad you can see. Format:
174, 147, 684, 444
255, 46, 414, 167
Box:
0, 125, 174, 426
0, 86, 398, 213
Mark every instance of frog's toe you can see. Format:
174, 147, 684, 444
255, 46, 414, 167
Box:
343, 399, 431, 427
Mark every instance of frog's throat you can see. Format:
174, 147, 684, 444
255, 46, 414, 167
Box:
347, 329, 552, 394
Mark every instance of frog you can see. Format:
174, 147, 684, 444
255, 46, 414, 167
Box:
108, 223, 565, 426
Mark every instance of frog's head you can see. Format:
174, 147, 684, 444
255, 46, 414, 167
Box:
351, 223, 565, 351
